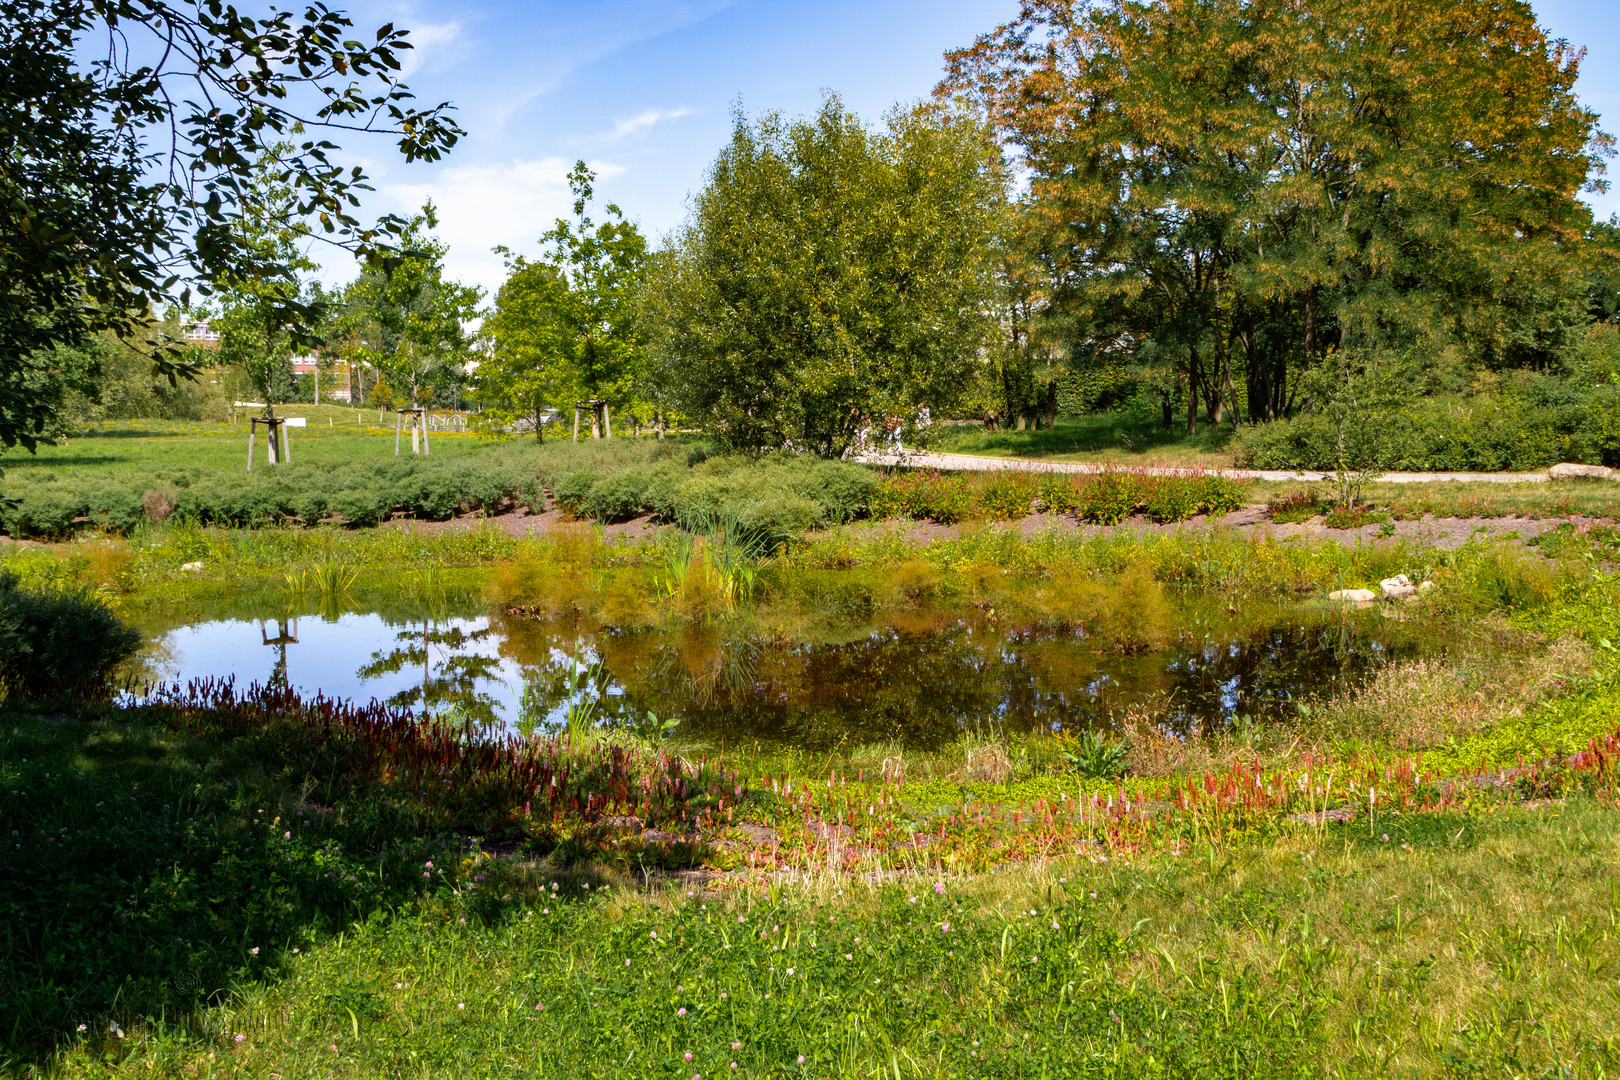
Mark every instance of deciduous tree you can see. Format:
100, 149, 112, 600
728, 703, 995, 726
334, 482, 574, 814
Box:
646, 97, 1006, 456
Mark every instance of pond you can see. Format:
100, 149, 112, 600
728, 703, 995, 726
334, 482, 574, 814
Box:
136, 598, 1420, 750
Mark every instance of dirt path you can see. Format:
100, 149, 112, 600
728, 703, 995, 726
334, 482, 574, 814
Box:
855, 449, 1563, 485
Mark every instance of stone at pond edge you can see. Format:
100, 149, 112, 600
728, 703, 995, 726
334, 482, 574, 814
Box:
1380, 575, 1417, 601
1548, 462, 1615, 480
1328, 588, 1377, 604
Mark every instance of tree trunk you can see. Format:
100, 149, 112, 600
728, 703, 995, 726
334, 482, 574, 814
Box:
1185, 346, 1200, 436
535, 405, 545, 443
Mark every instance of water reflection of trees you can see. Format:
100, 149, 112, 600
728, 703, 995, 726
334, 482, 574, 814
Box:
485, 612, 1418, 750
356, 619, 507, 727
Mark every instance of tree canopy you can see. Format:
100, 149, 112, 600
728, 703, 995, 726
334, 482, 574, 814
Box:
646, 97, 1007, 456
1, 0, 460, 450
332, 206, 481, 410
942, 0, 1613, 429
480, 163, 649, 439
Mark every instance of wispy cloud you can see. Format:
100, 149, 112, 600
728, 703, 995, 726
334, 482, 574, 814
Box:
382, 157, 627, 297
608, 106, 698, 140
396, 20, 463, 79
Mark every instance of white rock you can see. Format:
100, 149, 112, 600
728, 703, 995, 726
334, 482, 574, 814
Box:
1328, 588, 1377, 603
180, 561, 204, 572
1548, 462, 1614, 480
1380, 575, 1417, 600
1417, 580, 1436, 595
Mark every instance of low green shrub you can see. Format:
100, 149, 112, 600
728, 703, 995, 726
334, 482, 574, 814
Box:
1075, 471, 1144, 524
1234, 388, 1620, 471
978, 473, 1038, 520
0, 571, 140, 699
1142, 476, 1201, 523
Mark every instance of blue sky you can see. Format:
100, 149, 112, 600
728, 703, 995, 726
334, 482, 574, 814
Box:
321, 0, 1620, 298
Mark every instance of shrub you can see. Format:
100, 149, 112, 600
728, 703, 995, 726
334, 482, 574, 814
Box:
1037, 474, 1079, 514
1196, 474, 1250, 516
1142, 476, 1201, 523
0, 571, 141, 699
584, 468, 652, 522
1075, 471, 1143, 524
977, 473, 1038, 520
737, 492, 826, 548
551, 468, 600, 517
1233, 390, 1620, 471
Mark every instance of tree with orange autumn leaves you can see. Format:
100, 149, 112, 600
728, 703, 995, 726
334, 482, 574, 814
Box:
941, 0, 1614, 431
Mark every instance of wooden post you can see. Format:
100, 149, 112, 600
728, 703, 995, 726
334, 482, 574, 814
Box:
281, 420, 290, 463
395, 410, 403, 456
590, 405, 600, 440
267, 420, 280, 465
573, 405, 581, 442
247, 424, 256, 471
604, 404, 612, 439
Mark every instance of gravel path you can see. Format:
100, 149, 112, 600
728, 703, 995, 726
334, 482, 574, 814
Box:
854, 449, 1552, 484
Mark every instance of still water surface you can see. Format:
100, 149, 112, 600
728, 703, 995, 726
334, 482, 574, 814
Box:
143, 603, 1413, 749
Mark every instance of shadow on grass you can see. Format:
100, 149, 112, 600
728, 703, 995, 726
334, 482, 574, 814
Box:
0, 705, 449, 1062
931, 414, 1238, 461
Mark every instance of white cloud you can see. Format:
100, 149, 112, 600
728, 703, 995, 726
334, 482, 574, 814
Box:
608, 106, 697, 140
382, 157, 627, 298
397, 20, 463, 79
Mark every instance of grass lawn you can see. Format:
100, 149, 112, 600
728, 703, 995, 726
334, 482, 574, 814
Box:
927, 415, 1239, 470
7, 693, 1620, 1079
0, 412, 500, 481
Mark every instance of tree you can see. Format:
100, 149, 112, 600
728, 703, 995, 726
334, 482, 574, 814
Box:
481, 163, 648, 439
0, 0, 460, 453
336, 206, 481, 410
942, 0, 1611, 427
646, 97, 1006, 456
211, 149, 318, 418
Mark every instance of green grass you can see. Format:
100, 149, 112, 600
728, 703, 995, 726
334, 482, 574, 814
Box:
927, 415, 1238, 469
6, 528, 1620, 1075
0, 415, 502, 480
12, 689, 1620, 1078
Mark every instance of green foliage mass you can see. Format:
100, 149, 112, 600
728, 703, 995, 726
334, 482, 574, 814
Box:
646, 96, 1006, 456
0, 571, 139, 699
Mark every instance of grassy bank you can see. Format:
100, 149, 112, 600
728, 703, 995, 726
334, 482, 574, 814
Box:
6, 524, 1620, 1074
7, 690, 1620, 1077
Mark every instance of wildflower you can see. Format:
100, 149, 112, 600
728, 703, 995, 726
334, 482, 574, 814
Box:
459, 918, 466, 925
535, 1003, 544, 1010
730, 1063, 737, 1071
737, 915, 745, 923
330, 1044, 338, 1052
625, 959, 631, 966
1382, 834, 1390, 842
234, 1034, 245, 1043
934, 882, 944, 894
678, 985, 685, 992
76, 1024, 86, 1032
426, 861, 434, 868
678, 1008, 687, 1017
844, 954, 852, 960
457, 1003, 465, 1010
721, 992, 728, 999
250, 947, 259, 955
685, 1052, 693, 1061
797, 1055, 805, 1064
283, 831, 291, 838
650, 931, 658, 939
786, 967, 794, 975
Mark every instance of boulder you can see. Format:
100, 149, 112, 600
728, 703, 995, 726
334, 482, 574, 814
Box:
1380, 574, 1417, 600
1328, 588, 1377, 604
180, 561, 204, 572
1548, 462, 1614, 480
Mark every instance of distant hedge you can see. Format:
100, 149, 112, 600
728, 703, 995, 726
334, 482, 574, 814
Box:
1234, 388, 1620, 472
0, 435, 1252, 541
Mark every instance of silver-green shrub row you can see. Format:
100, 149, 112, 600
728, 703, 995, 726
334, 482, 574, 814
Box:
0, 440, 876, 546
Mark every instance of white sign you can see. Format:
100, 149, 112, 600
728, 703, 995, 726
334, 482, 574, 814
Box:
284, 417, 307, 428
